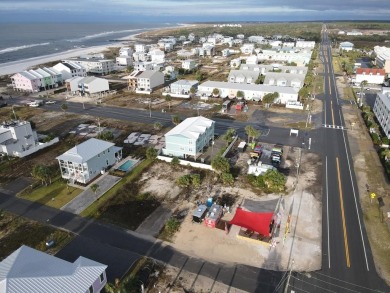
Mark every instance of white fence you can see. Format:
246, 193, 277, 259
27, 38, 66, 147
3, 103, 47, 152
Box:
157, 155, 213, 170
11, 137, 59, 158
286, 102, 304, 110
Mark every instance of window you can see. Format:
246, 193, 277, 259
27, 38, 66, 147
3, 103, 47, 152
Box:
89, 286, 93, 293
100, 273, 105, 282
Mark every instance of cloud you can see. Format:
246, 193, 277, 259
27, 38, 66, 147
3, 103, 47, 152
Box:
0, 0, 389, 21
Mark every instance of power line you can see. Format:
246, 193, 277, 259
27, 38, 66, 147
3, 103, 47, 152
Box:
294, 273, 362, 293
273, 270, 289, 293
305, 272, 386, 293
290, 275, 338, 293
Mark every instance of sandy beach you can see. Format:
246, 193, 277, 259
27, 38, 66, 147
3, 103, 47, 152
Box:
0, 24, 195, 77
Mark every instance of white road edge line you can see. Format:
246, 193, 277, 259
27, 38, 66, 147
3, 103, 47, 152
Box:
339, 109, 370, 271
326, 156, 330, 269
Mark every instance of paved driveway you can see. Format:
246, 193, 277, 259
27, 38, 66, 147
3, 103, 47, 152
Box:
61, 175, 121, 214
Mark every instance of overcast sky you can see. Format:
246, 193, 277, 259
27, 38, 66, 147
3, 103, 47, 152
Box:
1, 0, 390, 23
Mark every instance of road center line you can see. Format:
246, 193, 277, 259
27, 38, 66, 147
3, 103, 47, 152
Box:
326, 156, 330, 268
336, 157, 351, 268
339, 110, 370, 271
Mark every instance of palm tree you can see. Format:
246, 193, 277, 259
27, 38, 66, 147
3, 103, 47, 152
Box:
212, 88, 220, 97
153, 122, 163, 131
61, 103, 68, 115
172, 115, 180, 125
165, 94, 172, 111
245, 125, 260, 143
381, 148, 390, 161
223, 128, 236, 146
90, 183, 99, 199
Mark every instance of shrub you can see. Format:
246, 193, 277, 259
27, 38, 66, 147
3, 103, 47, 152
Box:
221, 172, 234, 186
165, 217, 180, 234
171, 157, 180, 166
371, 133, 381, 145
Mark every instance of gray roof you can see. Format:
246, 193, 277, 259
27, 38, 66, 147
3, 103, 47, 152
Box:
263, 72, 306, 85
137, 70, 163, 79
172, 80, 198, 86
17, 71, 38, 80
0, 245, 107, 293
56, 138, 115, 164
228, 70, 259, 80
165, 116, 214, 139
199, 81, 298, 94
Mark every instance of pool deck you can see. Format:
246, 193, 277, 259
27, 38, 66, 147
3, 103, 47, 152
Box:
113, 156, 140, 173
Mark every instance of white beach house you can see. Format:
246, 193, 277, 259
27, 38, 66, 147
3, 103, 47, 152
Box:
162, 116, 215, 159
0, 121, 58, 158
0, 245, 107, 293
56, 138, 122, 184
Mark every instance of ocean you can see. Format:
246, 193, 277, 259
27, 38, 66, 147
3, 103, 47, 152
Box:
0, 23, 174, 64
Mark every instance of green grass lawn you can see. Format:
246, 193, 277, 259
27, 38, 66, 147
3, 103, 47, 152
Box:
19, 179, 82, 209
0, 211, 73, 260
81, 159, 153, 218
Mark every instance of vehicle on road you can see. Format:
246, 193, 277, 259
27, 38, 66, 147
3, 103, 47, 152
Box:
28, 100, 44, 107
365, 88, 371, 91
0, 102, 7, 108
45, 100, 56, 104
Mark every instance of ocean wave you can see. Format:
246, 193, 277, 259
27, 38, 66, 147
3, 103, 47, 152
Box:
68, 29, 143, 42
0, 42, 50, 54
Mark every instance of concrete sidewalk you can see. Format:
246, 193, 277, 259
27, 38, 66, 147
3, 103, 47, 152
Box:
61, 174, 121, 214
135, 204, 172, 237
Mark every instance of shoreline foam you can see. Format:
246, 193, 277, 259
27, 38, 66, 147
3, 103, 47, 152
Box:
0, 23, 192, 77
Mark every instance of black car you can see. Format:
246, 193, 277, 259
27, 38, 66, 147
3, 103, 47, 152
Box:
0, 102, 7, 108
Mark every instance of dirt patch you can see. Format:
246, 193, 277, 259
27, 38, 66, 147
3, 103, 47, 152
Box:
135, 148, 322, 272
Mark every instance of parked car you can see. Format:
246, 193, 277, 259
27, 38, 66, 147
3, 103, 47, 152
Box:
253, 144, 262, 155
0, 102, 7, 108
365, 88, 371, 91
45, 100, 56, 104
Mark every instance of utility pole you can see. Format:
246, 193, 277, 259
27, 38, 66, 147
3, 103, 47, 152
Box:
284, 260, 294, 293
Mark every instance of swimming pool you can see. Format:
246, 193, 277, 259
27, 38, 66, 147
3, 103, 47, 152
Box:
117, 159, 137, 172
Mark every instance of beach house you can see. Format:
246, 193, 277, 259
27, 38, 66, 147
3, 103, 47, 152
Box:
228, 70, 260, 84
64, 57, 115, 75
339, 42, 354, 52
373, 91, 390, 138
198, 81, 298, 104
182, 59, 197, 71
355, 68, 386, 85
162, 116, 215, 160
53, 61, 87, 80
166, 80, 198, 98
11, 71, 41, 92
0, 121, 58, 158
0, 245, 107, 293
263, 72, 305, 89
136, 70, 164, 94
56, 138, 122, 184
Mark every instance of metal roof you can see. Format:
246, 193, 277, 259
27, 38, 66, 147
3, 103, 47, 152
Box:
56, 138, 116, 164
198, 81, 298, 94
165, 116, 214, 139
137, 70, 163, 79
0, 245, 106, 293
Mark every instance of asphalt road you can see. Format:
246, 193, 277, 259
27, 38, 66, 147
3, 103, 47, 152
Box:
6, 98, 323, 152
287, 26, 389, 292
0, 191, 284, 291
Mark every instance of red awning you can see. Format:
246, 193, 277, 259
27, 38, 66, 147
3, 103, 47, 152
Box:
229, 207, 274, 236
